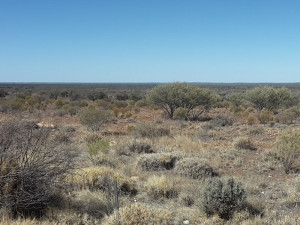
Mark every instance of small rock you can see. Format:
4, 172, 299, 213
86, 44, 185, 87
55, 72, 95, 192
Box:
183, 220, 189, 224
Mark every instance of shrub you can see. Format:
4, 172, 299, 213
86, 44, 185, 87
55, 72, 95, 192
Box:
203, 116, 233, 130
246, 114, 257, 125
87, 91, 107, 101
145, 175, 178, 199
102, 203, 172, 225
0, 121, 78, 217
88, 139, 110, 157
133, 122, 170, 138
276, 109, 298, 124
135, 99, 150, 107
128, 141, 154, 154
173, 107, 188, 120
199, 177, 246, 220
147, 82, 217, 119
137, 153, 179, 171
259, 108, 273, 124
246, 86, 293, 111
112, 100, 128, 108
178, 192, 194, 207
79, 108, 113, 131
234, 137, 256, 150
276, 130, 300, 173
115, 92, 129, 101
174, 158, 216, 179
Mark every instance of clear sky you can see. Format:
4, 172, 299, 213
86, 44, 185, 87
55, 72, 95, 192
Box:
0, 0, 300, 83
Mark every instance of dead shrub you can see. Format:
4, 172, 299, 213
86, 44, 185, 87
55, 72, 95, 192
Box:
0, 120, 78, 217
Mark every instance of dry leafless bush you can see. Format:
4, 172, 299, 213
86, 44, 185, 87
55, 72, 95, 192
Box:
0, 120, 78, 217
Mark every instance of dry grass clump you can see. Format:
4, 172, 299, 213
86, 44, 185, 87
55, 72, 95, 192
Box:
137, 153, 179, 171
102, 202, 172, 225
247, 127, 264, 136
145, 175, 178, 199
65, 167, 136, 195
174, 157, 216, 179
133, 122, 170, 138
234, 137, 257, 150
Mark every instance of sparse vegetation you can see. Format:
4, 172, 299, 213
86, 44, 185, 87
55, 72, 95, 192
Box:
0, 83, 300, 224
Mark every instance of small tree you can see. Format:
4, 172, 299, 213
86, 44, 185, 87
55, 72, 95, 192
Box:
147, 82, 217, 119
246, 86, 292, 111
79, 108, 113, 131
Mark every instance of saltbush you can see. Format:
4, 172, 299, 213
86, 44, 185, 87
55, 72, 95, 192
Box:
199, 177, 246, 219
174, 157, 216, 179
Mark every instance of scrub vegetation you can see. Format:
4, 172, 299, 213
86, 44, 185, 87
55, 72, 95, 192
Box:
0, 82, 300, 224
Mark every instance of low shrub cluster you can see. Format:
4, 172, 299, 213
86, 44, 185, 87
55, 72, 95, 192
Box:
137, 153, 179, 171
174, 157, 216, 179
127, 141, 154, 154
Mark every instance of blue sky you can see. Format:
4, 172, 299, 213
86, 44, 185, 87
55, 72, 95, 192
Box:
0, 0, 300, 83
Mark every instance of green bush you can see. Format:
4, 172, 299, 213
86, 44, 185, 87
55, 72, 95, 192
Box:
199, 177, 246, 219
147, 82, 217, 119
259, 108, 273, 124
79, 108, 113, 131
89, 139, 110, 157
173, 107, 188, 120
135, 99, 150, 107
246, 86, 293, 111
174, 158, 216, 179
276, 130, 300, 173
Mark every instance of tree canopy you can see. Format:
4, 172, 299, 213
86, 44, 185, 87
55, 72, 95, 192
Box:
147, 82, 217, 119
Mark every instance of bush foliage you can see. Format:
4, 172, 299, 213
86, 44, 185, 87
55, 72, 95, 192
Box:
147, 82, 217, 119
199, 177, 246, 220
